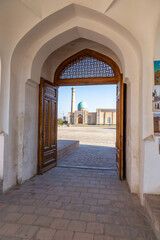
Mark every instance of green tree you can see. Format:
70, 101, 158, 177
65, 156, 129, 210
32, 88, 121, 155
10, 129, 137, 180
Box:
57, 118, 63, 125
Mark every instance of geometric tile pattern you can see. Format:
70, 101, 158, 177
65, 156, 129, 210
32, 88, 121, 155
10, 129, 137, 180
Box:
60, 55, 115, 79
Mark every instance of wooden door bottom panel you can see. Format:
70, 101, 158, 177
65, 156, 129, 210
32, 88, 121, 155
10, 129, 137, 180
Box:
43, 158, 56, 166
41, 161, 57, 174
43, 150, 56, 162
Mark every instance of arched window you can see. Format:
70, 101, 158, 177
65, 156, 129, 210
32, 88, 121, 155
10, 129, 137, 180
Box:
59, 55, 114, 79
107, 117, 111, 124
78, 114, 83, 124
88, 116, 91, 124
54, 49, 120, 86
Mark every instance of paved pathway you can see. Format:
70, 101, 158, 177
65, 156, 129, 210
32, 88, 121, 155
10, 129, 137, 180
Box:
57, 145, 116, 169
0, 167, 156, 240
58, 126, 116, 169
0, 126, 156, 239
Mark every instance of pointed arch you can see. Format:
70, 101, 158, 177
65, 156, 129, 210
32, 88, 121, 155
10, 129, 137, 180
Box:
54, 49, 121, 86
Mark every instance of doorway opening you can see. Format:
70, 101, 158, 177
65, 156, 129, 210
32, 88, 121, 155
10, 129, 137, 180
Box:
78, 115, 83, 124
38, 49, 126, 180
57, 84, 117, 172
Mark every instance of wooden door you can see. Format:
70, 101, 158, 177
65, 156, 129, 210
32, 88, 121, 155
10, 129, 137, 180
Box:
116, 74, 124, 180
38, 78, 58, 174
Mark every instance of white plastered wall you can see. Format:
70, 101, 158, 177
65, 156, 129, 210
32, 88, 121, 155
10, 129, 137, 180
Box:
142, 16, 160, 196
21, 79, 39, 183
0, 1, 160, 203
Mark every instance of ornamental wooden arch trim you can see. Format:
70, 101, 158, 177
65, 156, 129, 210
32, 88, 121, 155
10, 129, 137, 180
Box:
54, 49, 121, 86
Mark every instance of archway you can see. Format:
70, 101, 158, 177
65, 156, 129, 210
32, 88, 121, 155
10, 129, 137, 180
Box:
38, 49, 125, 179
78, 115, 83, 124
2, 4, 141, 195
107, 117, 111, 124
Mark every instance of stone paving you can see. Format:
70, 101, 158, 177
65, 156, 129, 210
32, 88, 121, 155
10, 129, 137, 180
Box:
58, 126, 116, 169
57, 145, 116, 169
0, 126, 156, 239
0, 168, 156, 240
144, 194, 160, 239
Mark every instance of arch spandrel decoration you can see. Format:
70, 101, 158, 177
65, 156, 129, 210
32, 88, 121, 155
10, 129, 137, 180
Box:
54, 49, 121, 86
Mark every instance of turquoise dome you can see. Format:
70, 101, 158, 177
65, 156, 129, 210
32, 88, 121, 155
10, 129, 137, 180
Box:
78, 101, 88, 110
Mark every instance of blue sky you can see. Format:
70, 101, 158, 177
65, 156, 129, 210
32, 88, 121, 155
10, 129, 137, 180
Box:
58, 85, 116, 118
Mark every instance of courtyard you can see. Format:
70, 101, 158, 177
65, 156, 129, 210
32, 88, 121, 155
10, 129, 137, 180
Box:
58, 125, 116, 169
58, 126, 116, 147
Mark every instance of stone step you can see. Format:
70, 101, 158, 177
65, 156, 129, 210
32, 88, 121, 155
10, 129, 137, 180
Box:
144, 194, 160, 240
57, 140, 79, 160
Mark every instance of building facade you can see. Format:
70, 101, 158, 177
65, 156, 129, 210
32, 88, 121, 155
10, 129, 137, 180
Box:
68, 103, 116, 125
68, 88, 116, 125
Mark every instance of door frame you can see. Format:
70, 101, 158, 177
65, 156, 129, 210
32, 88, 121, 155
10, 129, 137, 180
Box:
53, 49, 125, 179
38, 49, 125, 176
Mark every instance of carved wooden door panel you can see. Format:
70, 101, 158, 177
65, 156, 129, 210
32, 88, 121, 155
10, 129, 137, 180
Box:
116, 75, 124, 180
38, 78, 58, 174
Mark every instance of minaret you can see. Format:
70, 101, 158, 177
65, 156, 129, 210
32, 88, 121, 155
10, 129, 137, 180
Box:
71, 87, 75, 113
